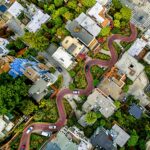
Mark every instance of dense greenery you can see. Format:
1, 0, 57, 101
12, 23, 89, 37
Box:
0, 73, 31, 115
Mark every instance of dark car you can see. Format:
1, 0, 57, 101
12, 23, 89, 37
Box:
21, 145, 26, 150
85, 65, 89, 72
56, 66, 63, 72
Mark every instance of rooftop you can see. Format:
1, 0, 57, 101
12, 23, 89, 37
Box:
65, 20, 94, 46
128, 38, 147, 57
82, 88, 116, 118
75, 13, 101, 37
111, 124, 130, 147
91, 127, 117, 150
129, 103, 143, 119
116, 52, 144, 81
52, 47, 76, 69
144, 51, 150, 64
7, 1, 24, 17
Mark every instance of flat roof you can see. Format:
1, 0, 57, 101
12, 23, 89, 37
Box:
116, 52, 144, 81
52, 47, 74, 69
26, 10, 50, 32
7, 1, 24, 17
128, 38, 147, 57
75, 13, 101, 37
65, 20, 94, 46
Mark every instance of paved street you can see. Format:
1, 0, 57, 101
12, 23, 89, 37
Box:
18, 23, 137, 150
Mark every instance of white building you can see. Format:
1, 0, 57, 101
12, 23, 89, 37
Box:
75, 13, 101, 37
82, 88, 116, 118
144, 29, 150, 47
111, 124, 130, 147
0, 38, 9, 57
116, 52, 144, 81
144, 52, 150, 64
0, 115, 14, 139
7, 1, 24, 18
128, 38, 147, 57
88, 2, 110, 27
52, 47, 77, 70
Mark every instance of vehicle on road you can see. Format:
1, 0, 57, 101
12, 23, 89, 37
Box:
85, 65, 89, 72
56, 66, 63, 72
41, 131, 52, 137
26, 126, 33, 134
49, 125, 56, 129
73, 90, 80, 94
21, 144, 26, 150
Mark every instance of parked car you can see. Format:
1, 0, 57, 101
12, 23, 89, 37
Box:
49, 125, 56, 129
26, 126, 33, 134
73, 90, 80, 94
41, 131, 52, 137
85, 65, 89, 72
56, 66, 63, 72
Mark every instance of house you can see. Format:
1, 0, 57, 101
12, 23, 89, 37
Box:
91, 127, 117, 150
43, 126, 93, 150
75, 13, 101, 37
88, 2, 110, 27
52, 47, 77, 70
65, 20, 99, 50
0, 38, 9, 57
61, 36, 88, 57
116, 52, 144, 81
98, 67, 126, 100
143, 51, 150, 64
8, 58, 49, 79
128, 38, 147, 58
29, 72, 57, 102
129, 103, 143, 119
6, 2, 50, 34
0, 115, 14, 139
0, 56, 14, 74
82, 88, 116, 118
110, 124, 130, 147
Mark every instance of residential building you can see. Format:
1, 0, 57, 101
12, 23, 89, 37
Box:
91, 127, 117, 150
0, 38, 9, 57
143, 51, 150, 64
66, 20, 99, 50
110, 124, 130, 147
0, 56, 14, 74
129, 103, 143, 119
0, 115, 14, 139
88, 2, 110, 27
29, 72, 57, 102
61, 36, 88, 57
52, 47, 77, 70
6, 1, 50, 35
98, 67, 126, 100
75, 13, 101, 37
120, 0, 150, 30
116, 52, 144, 81
43, 126, 93, 150
128, 38, 147, 58
82, 88, 116, 118
143, 29, 150, 47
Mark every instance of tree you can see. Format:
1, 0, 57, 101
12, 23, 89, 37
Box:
128, 130, 139, 147
85, 111, 97, 125
63, 11, 74, 20
112, 0, 122, 9
54, 0, 63, 7
14, 38, 26, 50
67, 0, 77, 10
100, 26, 111, 37
114, 100, 121, 109
114, 12, 122, 20
79, 0, 96, 7
20, 100, 37, 115
93, 79, 99, 87
22, 32, 49, 51
114, 20, 121, 28
56, 27, 69, 39
52, 17, 63, 28
100, 119, 106, 126
120, 7, 132, 21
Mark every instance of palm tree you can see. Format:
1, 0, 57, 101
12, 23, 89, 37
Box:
85, 111, 97, 125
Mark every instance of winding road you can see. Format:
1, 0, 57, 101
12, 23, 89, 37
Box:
18, 23, 137, 150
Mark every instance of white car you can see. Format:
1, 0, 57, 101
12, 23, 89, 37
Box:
49, 125, 56, 129
73, 90, 80, 94
41, 131, 52, 137
26, 126, 33, 134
